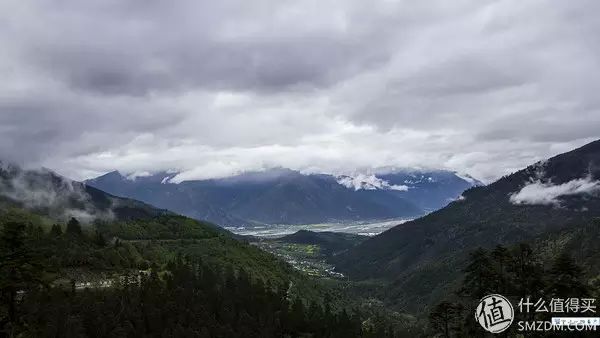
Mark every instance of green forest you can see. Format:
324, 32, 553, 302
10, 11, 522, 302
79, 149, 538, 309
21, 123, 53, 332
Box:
0, 209, 405, 337
428, 230, 600, 337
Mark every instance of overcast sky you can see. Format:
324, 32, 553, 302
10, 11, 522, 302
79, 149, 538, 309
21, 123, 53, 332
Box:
1, 0, 598, 183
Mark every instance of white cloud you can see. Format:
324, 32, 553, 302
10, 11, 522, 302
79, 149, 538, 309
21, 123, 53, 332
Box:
336, 174, 409, 191
509, 177, 600, 206
453, 172, 483, 186
126, 171, 153, 180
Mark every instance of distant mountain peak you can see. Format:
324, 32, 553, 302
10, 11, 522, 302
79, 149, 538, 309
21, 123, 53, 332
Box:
93, 170, 181, 184
95, 170, 124, 180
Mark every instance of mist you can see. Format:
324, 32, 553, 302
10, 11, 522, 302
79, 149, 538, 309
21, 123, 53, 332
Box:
0, 163, 115, 223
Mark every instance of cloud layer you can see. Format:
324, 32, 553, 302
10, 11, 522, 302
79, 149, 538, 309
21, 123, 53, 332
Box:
1, 0, 599, 182
337, 174, 409, 191
509, 177, 600, 206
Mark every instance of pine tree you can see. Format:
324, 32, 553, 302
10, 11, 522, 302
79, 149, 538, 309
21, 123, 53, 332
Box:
290, 298, 306, 333
510, 243, 545, 298
66, 217, 82, 236
547, 252, 588, 297
491, 245, 511, 294
50, 224, 63, 237
460, 248, 497, 299
428, 301, 463, 338
93, 230, 106, 247
0, 219, 45, 330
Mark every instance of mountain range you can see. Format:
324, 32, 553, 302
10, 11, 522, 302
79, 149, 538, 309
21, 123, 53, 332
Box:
85, 168, 475, 227
332, 139, 600, 313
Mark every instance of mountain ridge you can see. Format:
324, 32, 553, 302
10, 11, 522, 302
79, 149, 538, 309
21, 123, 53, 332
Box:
332, 139, 600, 312
0, 163, 171, 223
86, 168, 474, 227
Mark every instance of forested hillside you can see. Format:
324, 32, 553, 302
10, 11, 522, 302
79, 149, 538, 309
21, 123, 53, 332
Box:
0, 162, 168, 223
0, 209, 370, 336
333, 139, 600, 313
427, 232, 599, 337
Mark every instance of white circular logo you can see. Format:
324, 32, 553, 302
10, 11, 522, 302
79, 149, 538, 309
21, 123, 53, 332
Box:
475, 294, 514, 333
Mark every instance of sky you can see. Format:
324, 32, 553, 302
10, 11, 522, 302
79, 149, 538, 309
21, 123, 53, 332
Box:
0, 0, 598, 183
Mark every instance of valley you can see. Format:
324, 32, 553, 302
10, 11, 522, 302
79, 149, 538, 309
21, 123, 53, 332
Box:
226, 217, 412, 237
252, 241, 345, 279
233, 219, 401, 279
249, 229, 369, 278
221, 217, 405, 279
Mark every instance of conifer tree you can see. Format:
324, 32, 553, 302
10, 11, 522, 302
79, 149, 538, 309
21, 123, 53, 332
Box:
49, 224, 63, 237
510, 243, 545, 298
93, 230, 106, 247
460, 248, 497, 299
547, 252, 589, 297
66, 217, 82, 236
491, 245, 511, 294
429, 301, 464, 338
0, 219, 44, 329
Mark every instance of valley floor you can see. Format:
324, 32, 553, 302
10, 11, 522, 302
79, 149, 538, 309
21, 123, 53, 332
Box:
226, 217, 412, 237
252, 241, 345, 279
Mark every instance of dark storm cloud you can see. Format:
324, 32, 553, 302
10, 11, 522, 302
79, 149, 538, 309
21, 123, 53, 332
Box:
33, 38, 374, 95
0, 88, 187, 166
18, 0, 391, 96
0, 0, 598, 182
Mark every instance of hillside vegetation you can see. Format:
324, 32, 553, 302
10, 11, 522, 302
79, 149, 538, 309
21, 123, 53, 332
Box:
333, 140, 600, 313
